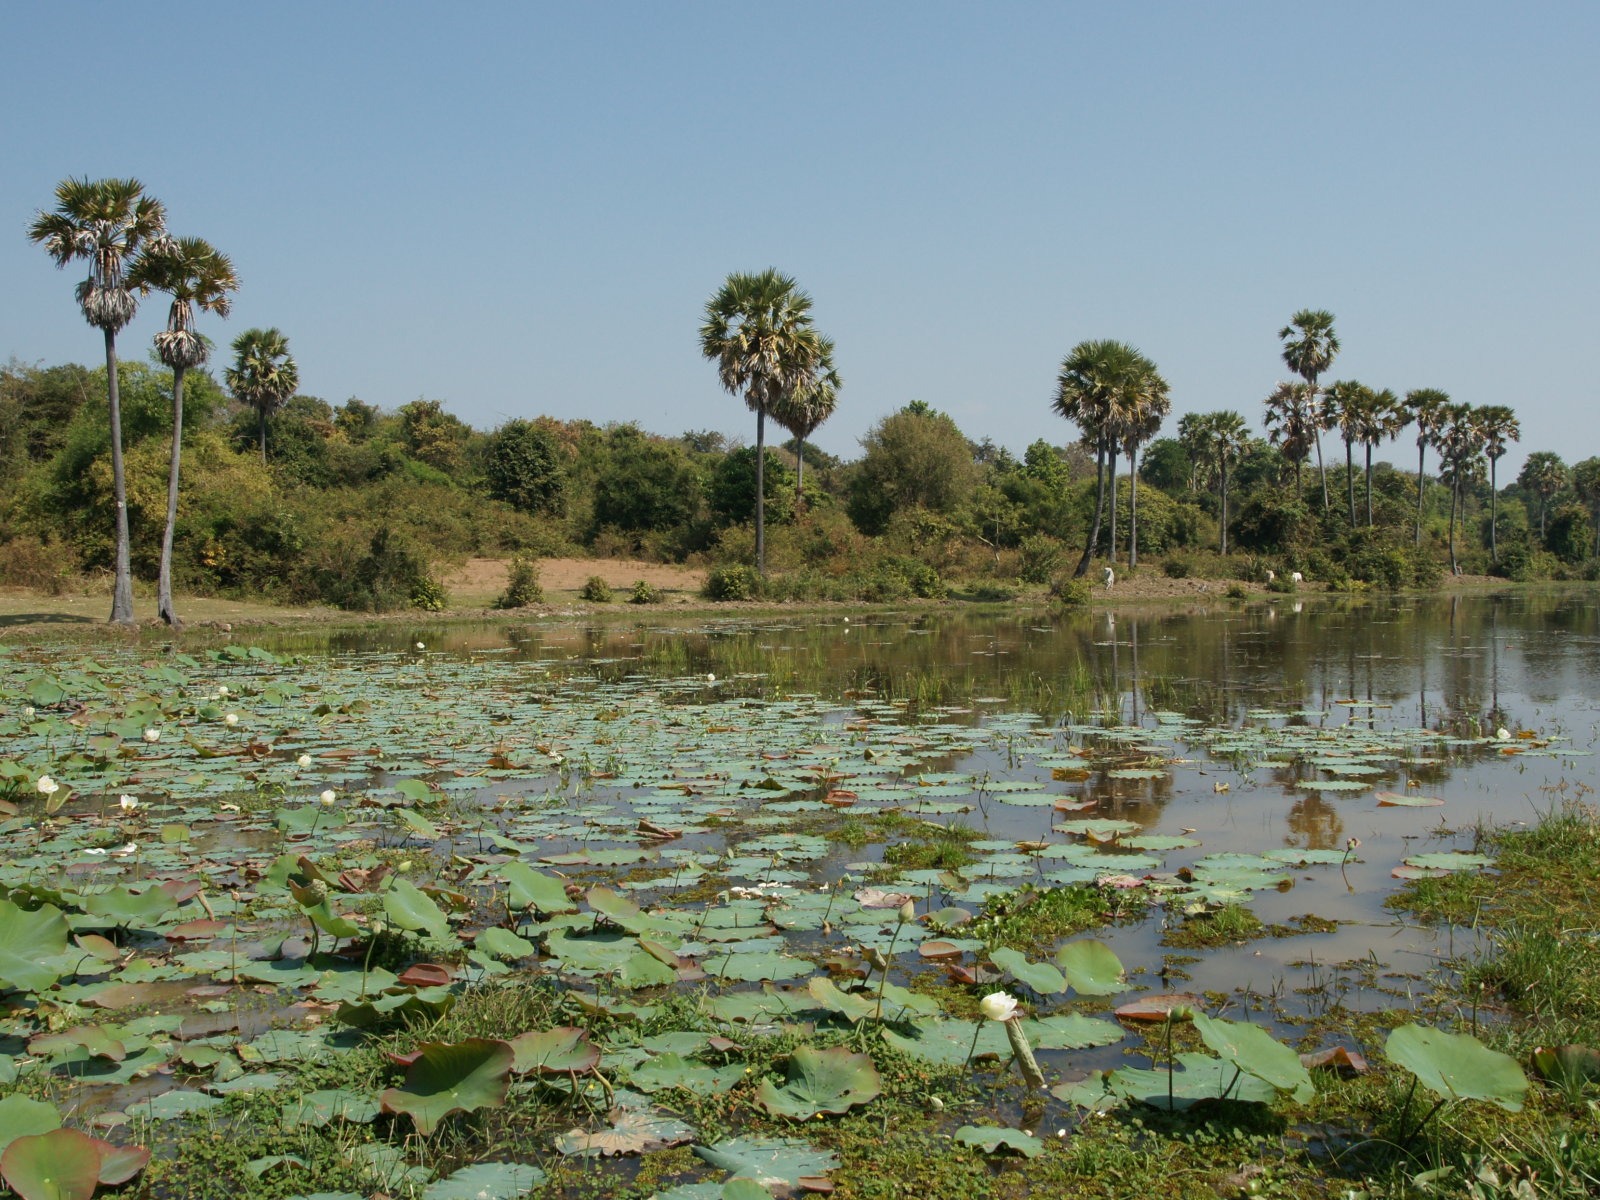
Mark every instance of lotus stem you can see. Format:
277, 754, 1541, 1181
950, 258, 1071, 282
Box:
1004, 1017, 1045, 1090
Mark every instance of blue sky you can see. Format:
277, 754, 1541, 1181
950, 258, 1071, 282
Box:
4, 2, 1595, 476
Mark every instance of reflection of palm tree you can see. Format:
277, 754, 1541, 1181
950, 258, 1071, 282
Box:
1278, 310, 1340, 512
128, 237, 239, 628
1404, 388, 1451, 546
28, 177, 169, 625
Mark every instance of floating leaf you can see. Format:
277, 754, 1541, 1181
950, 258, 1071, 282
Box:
1054, 939, 1125, 995
952, 1126, 1043, 1158
553, 1107, 694, 1156
422, 1160, 546, 1199
1109, 1052, 1280, 1110
1114, 993, 1203, 1022
1190, 1011, 1314, 1102
989, 947, 1065, 995
0, 1097, 61, 1155
1376, 792, 1445, 807
1, 1128, 103, 1200
280, 1089, 381, 1128
756, 1046, 881, 1119
475, 927, 536, 961
507, 1027, 600, 1076
1385, 1025, 1528, 1112
0, 900, 69, 993
693, 1136, 841, 1188
379, 1038, 514, 1135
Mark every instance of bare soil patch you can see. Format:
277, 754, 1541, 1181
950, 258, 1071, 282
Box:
440, 557, 707, 606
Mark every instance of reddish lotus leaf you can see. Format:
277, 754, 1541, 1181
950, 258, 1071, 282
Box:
944, 964, 980, 985
72, 934, 123, 963
1, 1128, 102, 1200
1114, 993, 1204, 1022
91, 1140, 149, 1185
397, 963, 454, 988
799, 1178, 836, 1194
1299, 1046, 1370, 1075
917, 941, 964, 961
81, 983, 164, 1010
165, 919, 228, 941
156, 879, 203, 903
387, 1048, 425, 1068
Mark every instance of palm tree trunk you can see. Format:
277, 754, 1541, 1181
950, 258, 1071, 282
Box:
1128, 447, 1140, 570
1220, 460, 1230, 555
158, 365, 186, 628
754, 406, 766, 576
1314, 413, 1329, 511
1489, 459, 1499, 566
1415, 442, 1426, 547
794, 440, 805, 509
1074, 438, 1108, 578
1539, 495, 1547, 542
1365, 445, 1374, 526
1449, 476, 1459, 574
104, 330, 136, 626
259, 407, 269, 464
1107, 454, 1119, 565
1345, 437, 1357, 526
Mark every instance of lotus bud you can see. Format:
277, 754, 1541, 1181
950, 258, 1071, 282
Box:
297, 753, 313, 768
22, 706, 35, 720
224, 713, 239, 726
898, 900, 916, 925
416, 642, 426, 651
320, 789, 337, 805
1496, 727, 1511, 741
36, 775, 58, 797
143, 728, 161, 743
216, 685, 229, 697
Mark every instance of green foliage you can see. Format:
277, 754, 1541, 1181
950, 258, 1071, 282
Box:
1049, 574, 1091, 609
482, 418, 567, 516
1017, 534, 1062, 584
578, 574, 613, 602
325, 527, 447, 612
704, 561, 760, 601
590, 424, 703, 536
1161, 556, 1191, 578
495, 556, 543, 608
848, 406, 978, 535
629, 579, 662, 604
709, 446, 795, 528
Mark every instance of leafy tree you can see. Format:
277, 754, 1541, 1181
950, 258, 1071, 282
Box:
1053, 340, 1161, 577
1191, 411, 1250, 554
768, 337, 840, 506
1571, 457, 1600, 560
1404, 388, 1452, 546
482, 418, 566, 515
700, 270, 824, 574
127, 237, 238, 627
226, 328, 298, 463
1437, 404, 1486, 573
28, 177, 169, 623
1517, 451, 1568, 541
590, 424, 702, 535
0, 361, 93, 478
1138, 436, 1190, 495
847, 404, 977, 535
335, 397, 379, 442
1263, 381, 1316, 496
1476, 404, 1520, 566
710, 446, 796, 528
398, 399, 470, 475
1278, 309, 1340, 512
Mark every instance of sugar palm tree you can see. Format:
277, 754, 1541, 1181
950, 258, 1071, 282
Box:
1437, 404, 1486, 575
1278, 310, 1340, 512
768, 336, 839, 508
1197, 410, 1251, 554
1119, 371, 1170, 569
1322, 380, 1368, 525
1263, 381, 1316, 496
1517, 451, 1567, 541
1175, 412, 1211, 493
1053, 340, 1156, 578
700, 270, 824, 575
1353, 387, 1402, 526
27, 177, 169, 625
1404, 388, 1451, 546
227, 328, 299, 464
1476, 404, 1520, 567
128, 237, 238, 628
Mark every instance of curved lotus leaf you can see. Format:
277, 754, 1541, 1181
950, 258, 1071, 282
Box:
1108, 1052, 1280, 1110
506, 1027, 600, 1076
28, 1026, 125, 1063
1385, 1025, 1528, 1112
383, 879, 452, 940
305, 900, 362, 940
0, 1097, 61, 1155
953, 1126, 1043, 1158
280, 1089, 381, 1128
83, 885, 179, 929
989, 947, 1066, 995
1, 1128, 102, 1200
1190, 1012, 1314, 1102
91, 1141, 149, 1186
380, 1038, 514, 1135
807, 976, 879, 1024
0, 900, 69, 994
422, 1160, 546, 1199
756, 1045, 881, 1119
1531, 1044, 1600, 1095
500, 863, 579, 914
1054, 939, 1125, 996
693, 1136, 841, 1188
475, 927, 536, 961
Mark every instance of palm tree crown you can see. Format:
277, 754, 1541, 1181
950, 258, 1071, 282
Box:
1278, 309, 1339, 511
227, 329, 300, 463
129, 237, 238, 371
768, 336, 840, 504
29, 177, 169, 334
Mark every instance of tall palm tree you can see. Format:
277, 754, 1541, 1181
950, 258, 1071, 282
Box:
1199, 411, 1250, 554
1053, 340, 1155, 578
1517, 451, 1567, 541
1262, 381, 1315, 496
1404, 388, 1451, 546
1120, 370, 1170, 570
1352, 387, 1402, 526
768, 336, 839, 508
1437, 404, 1486, 575
1175, 412, 1211, 494
1572, 458, 1600, 559
226, 328, 299, 463
700, 270, 823, 575
1278, 309, 1340, 512
1476, 404, 1520, 567
1322, 380, 1368, 525
27, 177, 168, 625
128, 237, 238, 628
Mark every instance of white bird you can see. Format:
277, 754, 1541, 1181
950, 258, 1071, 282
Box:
1102, 566, 1115, 590
1265, 569, 1275, 584
1289, 571, 1304, 584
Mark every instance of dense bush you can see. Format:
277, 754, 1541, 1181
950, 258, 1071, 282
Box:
704, 562, 760, 601
495, 556, 544, 608
1162, 557, 1191, 579
1049, 573, 1091, 609
578, 575, 613, 602
628, 579, 661, 604
323, 527, 447, 612
1017, 534, 1062, 584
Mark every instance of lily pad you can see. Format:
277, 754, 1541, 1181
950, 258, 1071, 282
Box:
693, 1136, 841, 1188
1, 1128, 103, 1200
422, 1160, 547, 1199
379, 1038, 515, 1135
756, 1045, 882, 1119
952, 1126, 1043, 1158
1384, 1024, 1528, 1112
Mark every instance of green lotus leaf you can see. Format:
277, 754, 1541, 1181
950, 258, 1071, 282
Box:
279, 1089, 381, 1128
1108, 1052, 1281, 1110
627, 1053, 744, 1096
500, 863, 578, 915
507, 1027, 600, 1076
755, 1045, 881, 1119
989, 947, 1066, 995
422, 1160, 546, 1199
83, 885, 179, 929
138, 1090, 227, 1120
336, 989, 454, 1030
1190, 1011, 1314, 1102
693, 1136, 841, 1188
1385, 1025, 1528, 1112
1400, 852, 1495, 872
1054, 939, 1125, 995
380, 1038, 514, 1135
0, 1128, 102, 1200
394, 808, 442, 840
475, 927, 536, 961
0, 900, 69, 993
953, 1126, 1043, 1158
0, 1097, 61, 1156
305, 900, 362, 940
706, 949, 812, 983
383, 879, 452, 940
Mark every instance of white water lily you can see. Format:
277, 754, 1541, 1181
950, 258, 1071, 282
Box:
224, 713, 239, 727
416, 642, 426, 651
36, 775, 58, 797
705, 673, 716, 682
84, 847, 108, 856
118, 795, 139, 811
111, 842, 138, 855
22, 706, 35, 720
296, 753, 313, 769
320, 789, 337, 805
1496, 727, 1511, 740
216, 685, 229, 697
142, 728, 161, 743
979, 991, 1019, 1022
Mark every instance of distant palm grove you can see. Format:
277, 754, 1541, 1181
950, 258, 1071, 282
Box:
8, 177, 1600, 621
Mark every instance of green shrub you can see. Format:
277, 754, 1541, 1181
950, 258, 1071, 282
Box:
1224, 582, 1248, 599
1161, 557, 1191, 579
324, 527, 447, 612
704, 562, 760, 601
1049, 574, 1091, 609
852, 554, 946, 601
1017, 535, 1062, 584
1265, 576, 1297, 594
578, 575, 613, 603
628, 579, 661, 605
495, 556, 544, 608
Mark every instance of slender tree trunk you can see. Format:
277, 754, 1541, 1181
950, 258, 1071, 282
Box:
1220, 461, 1230, 555
1345, 437, 1357, 526
1128, 447, 1139, 570
158, 365, 186, 628
1295, 456, 1303, 499
1365, 444, 1374, 526
754, 406, 766, 576
259, 407, 269, 464
1489, 459, 1499, 566
1415, 442, 1427, 547
1449, 476, 1459, 574
1313, 388, 1330, 511
1108, 454, 1119, 565
1539, 496, 1547, 542
105, 330, 136, 626
1074, 437, 1108, 578
794, 439, 805, 509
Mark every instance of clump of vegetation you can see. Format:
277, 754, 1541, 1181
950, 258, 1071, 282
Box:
1163, 903, 1265, 949
494, 555, 543, 608
1224, 581, 1248, 599
1017, 534, 1062, 584
704, 561, 760, 601
578, 574, 613, 602
1162, 556, 1192, 578
628, 579, 662, 604
1049, 573, 1091, 609
327, 526, 447, 612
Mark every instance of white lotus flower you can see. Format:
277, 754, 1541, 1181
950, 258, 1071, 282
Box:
142, 728, 161, 743
216, 685, 229, 697
297, 753, 312, 769
320, 789, 337, 805
111, 843, 138, 855
1496, 727, 1511, 740
224, 713, 238, 727
119, 795, 139, 811
36, 775, 58, 797
84, 847, 108, 856
979, 991, 1019, 1022
22, 706, 35, 720
705, 673, 716, 682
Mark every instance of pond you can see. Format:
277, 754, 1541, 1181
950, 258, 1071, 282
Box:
1, 590, 1596, 1195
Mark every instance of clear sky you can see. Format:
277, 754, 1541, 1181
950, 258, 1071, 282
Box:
5, 2, 1595, 477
